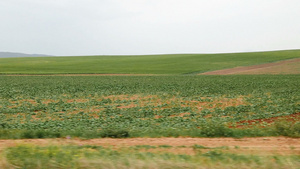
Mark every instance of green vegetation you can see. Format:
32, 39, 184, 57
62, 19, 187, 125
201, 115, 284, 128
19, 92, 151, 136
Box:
0, 50, 299, 74
0, 75, 299, 138
2, 145, 299, 169
1, 51, 299, 169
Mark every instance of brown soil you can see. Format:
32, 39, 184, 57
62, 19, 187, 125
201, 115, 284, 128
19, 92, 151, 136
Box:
201, 58, 300, 75
238, 61, 300, 74
4, 95, 249, 123
0, 137, 299, 155
231, 113, 300, 128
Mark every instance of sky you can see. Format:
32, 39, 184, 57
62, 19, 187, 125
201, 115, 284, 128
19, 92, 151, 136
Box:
1, 0, 300, 56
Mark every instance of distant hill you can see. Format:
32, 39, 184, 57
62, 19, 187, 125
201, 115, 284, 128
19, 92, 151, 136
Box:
0, 52, 52, 58
0, 50, 299, 74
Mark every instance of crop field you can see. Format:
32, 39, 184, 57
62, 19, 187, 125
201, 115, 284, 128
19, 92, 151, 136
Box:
0, 51, 300, 168
0, 50, 300, 74
0, 75, 299, 168
0, 75, 299, 139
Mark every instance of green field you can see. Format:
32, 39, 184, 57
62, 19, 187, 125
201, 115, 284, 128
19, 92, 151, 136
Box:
0, 50, 300, 74
1, 50, 300, 168
0, 75, 299, 138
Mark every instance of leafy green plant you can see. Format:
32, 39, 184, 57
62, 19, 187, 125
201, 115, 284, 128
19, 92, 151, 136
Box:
100, 129, 130, 138
274, 121, 300, 137
0, 75, 299, 138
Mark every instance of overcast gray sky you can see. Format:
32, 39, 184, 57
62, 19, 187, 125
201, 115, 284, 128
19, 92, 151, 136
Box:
1, 0, 300, 56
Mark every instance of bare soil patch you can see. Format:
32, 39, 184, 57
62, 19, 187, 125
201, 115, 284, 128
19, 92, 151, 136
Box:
231, 113, 300, 128
201, 58, 300, 75
0, 137, 299, 155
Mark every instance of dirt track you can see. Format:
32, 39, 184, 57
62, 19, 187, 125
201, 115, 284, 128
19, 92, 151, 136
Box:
201, 58, 300, 75
0, 137, 299, 155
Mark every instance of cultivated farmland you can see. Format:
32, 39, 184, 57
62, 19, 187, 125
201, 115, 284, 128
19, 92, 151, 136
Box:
1, 50, 300, 74
0, 51, 299, 168
0, 75, 299, 139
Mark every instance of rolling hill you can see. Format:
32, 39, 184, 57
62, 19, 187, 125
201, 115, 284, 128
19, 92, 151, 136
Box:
0, 52, 51, 58
0, 50, 299, 75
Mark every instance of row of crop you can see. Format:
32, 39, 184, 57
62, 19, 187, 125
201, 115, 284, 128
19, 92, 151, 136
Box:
0, 75, 299, 138
1, 75, 299, 99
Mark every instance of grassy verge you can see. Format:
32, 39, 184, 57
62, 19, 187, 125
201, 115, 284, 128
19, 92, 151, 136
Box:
1, 144, 299, 169
0, 120, 299, 139
5, 125, 296, 139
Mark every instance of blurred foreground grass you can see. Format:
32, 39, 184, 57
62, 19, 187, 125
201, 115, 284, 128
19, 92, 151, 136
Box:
0, 144, 299, 169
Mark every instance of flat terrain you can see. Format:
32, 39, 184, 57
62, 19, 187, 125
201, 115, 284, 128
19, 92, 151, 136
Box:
0, 75, 299, 168
201, 58, 300, 75
1, 137, 299, 155
0, 50, 299, 74
1, 137, 299, 168
0, 75, 299, 139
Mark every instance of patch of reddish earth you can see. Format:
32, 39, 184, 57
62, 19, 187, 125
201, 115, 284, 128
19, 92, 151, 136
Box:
201, 58, 300, 75
230, 113, 300, 128
117, 103, 137, 109
170, 112, 190, 117
0, 137, 299, 155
